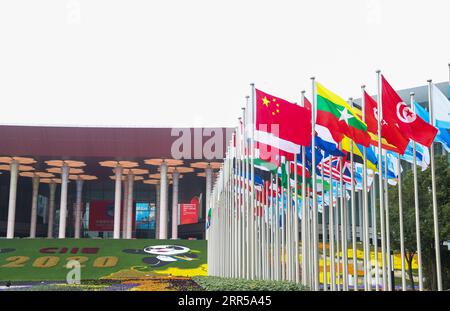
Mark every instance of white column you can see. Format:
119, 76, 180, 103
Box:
47, 181, 57, 238
122, 179, 128, 238
155, 183, 160, 239
126, 173, 134, 239
29, 175, 40, 238
58, 164, 70, 239
74, 178, 84, 238
171, 170, 180, 239
159, 162, 168, 239
205, 165, 213, 221
113, 166, 122, 239
6, 160, 19, 239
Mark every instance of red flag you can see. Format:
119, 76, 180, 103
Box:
255, 89, 311, 154
364, 91, 409, 154
304, 97, 312, 111
381, 75, 437, 147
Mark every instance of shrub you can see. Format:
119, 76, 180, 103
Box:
192, 276, 308, 291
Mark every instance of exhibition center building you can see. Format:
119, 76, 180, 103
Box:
0, 126, 233, 240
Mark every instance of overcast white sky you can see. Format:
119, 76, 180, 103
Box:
0, 0, 448, 128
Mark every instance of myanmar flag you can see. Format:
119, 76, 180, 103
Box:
316, 82, 371, 147
255, 89, 311, 154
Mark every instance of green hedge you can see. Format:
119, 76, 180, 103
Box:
192, 276, 308, 291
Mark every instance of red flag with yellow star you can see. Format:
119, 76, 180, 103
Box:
255, 89, 311, 154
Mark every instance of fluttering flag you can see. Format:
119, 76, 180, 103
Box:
414, 102, 450, 153
316, 82, 371, 146
381, 75, 438, 147
255, 143, 280, 172
391, 140, 430, 171
340, 136, 378, 171
363, 91, 409, 154
304, 96, 345, 157
431, 83, 450, 129
317, 156, 353, 184
315, 125, 346, 157
255, 89, 311, 154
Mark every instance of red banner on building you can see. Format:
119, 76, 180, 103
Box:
179, 203, 198, 225
89, 200, 135, 232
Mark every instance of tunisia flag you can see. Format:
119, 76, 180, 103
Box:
381, 75, 437, 147
364, 91, 409, 154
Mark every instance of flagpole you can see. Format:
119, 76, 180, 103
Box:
372, 180, 379, 291
361, 85, 371, 291
237, 117, 242, 279
376, 69, 387, 290
243, 103, 250, 280
335, 180, 341, 290
321, 162, 327, 290
281, 167, 286, 281
397, 152, 406, 291
300, 90, 308, 287
275, 173, 280, 281
294, 153, 300, 284
268, 176, 272, 280
328, 158, 335, 291
339, 148, 348, 291
306, 184, 314, 289
384, 153, 392, 291
250, 83, 257, 281
310, 77, 320, 290
286, 161, 290, 281
427, 79, 442, 291
410, 92, 423, 291
268, 174, 271, 280
348, 98, 358, 291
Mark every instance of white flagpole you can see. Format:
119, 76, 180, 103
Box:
384, 154, 392, 291
266, 177, 270, 280
236, 118, 242, 279
361, 85, 371, 291
311, 77, 320, 290
410, 92, 423, 291
339, 151, 348, 291
321, 163, 328, 290
397, 153, 406, 291
300, 90, 308, 287
269, 173, 274, 281
427, 79, 442, 291
281, 167, 285, 281
283, 161, 291, 280
243, 104, 250, 280
294, 154, 300, 284
372, 181, 380, 291
275, 174, 281, 280
335, 179, 341, 290
307, 183, 313, 286
348, 98, 358, 291
376, 70, 387, 290
328, 158, 336, 291
250, 84, 257, 281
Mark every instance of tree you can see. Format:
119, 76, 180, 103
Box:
388, 155, 450, 290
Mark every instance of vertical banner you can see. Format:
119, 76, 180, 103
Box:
180, 202, 199, 225
89, 200, 136, 231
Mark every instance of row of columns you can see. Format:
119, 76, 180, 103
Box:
4, 160, 214, 239
5, 161, 83, 239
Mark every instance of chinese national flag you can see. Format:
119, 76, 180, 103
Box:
381, 75, 437, 147
364, 91, 409, 154
255, 89, 311, 154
